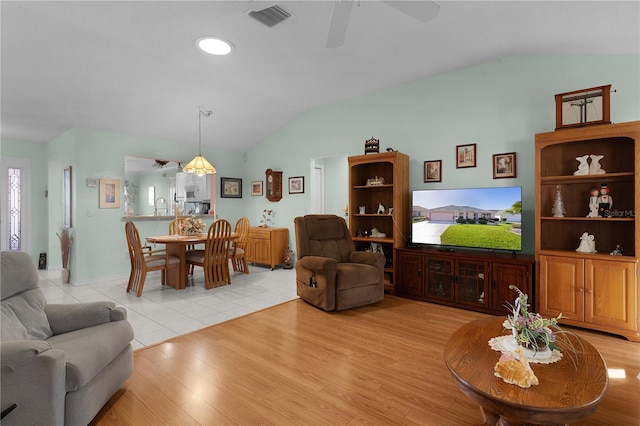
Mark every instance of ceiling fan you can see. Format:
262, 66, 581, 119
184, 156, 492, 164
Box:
326, 0, 440, 48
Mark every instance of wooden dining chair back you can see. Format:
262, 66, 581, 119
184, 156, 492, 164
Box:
230, 217, 250, 274
168, 218, 184, 235
186, 219, 232, 289
125, 221, 180, 296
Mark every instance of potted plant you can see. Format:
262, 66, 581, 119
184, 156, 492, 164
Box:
57, 227, 73, 283
503, 285, 583, 365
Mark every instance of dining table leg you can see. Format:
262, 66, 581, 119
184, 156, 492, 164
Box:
165, 243, 187, 289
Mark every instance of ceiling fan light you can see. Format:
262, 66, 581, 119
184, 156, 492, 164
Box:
197, 37, 233, 55
183, 155, 217, 175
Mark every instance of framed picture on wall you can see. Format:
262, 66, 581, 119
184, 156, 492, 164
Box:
221, 177, 242, 198
99, 179, 120, 209
424, 160, 442, 183
251, 180, 263, 196
493, 152, 517, 179
288, 176, 304, 194
456, 143, 477, 168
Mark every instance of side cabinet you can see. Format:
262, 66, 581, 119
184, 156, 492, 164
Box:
247, 227, 289, 270
396, 247, 533, 316
539, 254, 638, 339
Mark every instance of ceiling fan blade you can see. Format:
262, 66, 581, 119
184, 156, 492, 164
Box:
326, 0, 354, 48
381, 1, 440, 23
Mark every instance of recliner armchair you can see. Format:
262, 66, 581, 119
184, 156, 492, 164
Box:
0, 251, 134, 426
294, 214, 385, 311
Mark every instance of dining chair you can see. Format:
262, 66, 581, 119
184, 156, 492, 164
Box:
230, 217, 250, 274
185, 219, 232, 289
125, 221, 180, 296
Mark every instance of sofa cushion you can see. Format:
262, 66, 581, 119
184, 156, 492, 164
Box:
1, 306, 29, 340
336, 263, 380, 290
1, 251, 40, 300
1, 288, 53, 341
46, 320, 134, 391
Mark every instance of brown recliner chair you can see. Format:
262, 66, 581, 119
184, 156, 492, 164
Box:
294, 214, 385, 311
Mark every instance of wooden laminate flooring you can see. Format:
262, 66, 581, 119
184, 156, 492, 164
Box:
92, 296, 640, 425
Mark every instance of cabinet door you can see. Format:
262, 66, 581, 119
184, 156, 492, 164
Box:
455, 260, 489, 309
396, 250, 424, 298
538, 255, 584, 321
492, 263, 530, 313
426, 256, 454, 302
585, 259, 637, 331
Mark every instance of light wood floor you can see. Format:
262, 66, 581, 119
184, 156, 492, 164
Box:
92, 296, 640, 426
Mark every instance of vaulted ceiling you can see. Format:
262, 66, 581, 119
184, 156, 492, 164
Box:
2, 1, 638, 152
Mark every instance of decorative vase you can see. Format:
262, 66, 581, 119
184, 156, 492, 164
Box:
506, 332, 551, 360
61, 268, 70, 283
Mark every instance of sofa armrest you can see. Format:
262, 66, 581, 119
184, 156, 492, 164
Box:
296, 255, 338, 271
0, 341, 66, 425
350, 251, 385, 269
45, 301, 119, 335
0, 340, 54, 371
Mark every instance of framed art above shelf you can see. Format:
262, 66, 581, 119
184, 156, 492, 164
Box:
554, 85, 611, 130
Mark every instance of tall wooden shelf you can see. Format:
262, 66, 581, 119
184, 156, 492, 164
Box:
348, 152, 410, 293
535, 121, 640, 342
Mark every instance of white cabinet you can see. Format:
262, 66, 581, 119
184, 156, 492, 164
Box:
175, 173, 211, 202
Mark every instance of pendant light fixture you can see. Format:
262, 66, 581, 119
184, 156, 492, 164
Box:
183, 107, 216, 175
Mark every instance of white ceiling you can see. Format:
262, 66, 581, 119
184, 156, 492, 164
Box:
2, 1, 639, 152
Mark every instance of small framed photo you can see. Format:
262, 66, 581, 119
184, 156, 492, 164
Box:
424, 160, 442, 183
251, 180, 263, 196
493, 152, 517, 179
99, 179, 121, 209
288, 176, 304, 194
456, 143, 477, 168
221, 177, 242, 198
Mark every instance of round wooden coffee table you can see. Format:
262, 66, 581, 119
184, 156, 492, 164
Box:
444, 317, 608, 426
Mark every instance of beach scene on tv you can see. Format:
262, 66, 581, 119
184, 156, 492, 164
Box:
412, 187, 522, 251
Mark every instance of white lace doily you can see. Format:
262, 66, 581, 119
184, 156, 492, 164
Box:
488, 335, 563, 364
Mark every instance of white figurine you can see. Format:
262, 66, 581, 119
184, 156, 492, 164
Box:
377, 203, 385, 214
370, 228, 386, 238
597, 184, 613, 217
576, 232, 596, 253
359, 206, 366, 214
589, 154, 606, 175
574, 155, 589, 175
587, 188, 599, 217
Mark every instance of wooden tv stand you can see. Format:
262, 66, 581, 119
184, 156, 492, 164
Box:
395, 246, 534, 316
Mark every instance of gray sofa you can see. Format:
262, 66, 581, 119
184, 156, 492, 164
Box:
1, 251, 134, 426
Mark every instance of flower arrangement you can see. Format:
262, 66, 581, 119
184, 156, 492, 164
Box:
504, 285, 563, 351
259, 209, 274, 227
56, 227, 73, 283
180, 216, 205, 234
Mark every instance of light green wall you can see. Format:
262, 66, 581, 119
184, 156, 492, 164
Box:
246, 54, 640, 256
3, 54, 639, 281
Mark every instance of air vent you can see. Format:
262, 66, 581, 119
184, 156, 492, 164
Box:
248, 5, 291, 28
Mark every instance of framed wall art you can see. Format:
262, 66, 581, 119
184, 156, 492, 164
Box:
99, 178, 120, 209
456, 143, 476, 168
221, 177, 242, 198
288, 176, 304, 194
424, 160, 442, 183
251, 180, 263, 196
555, 84, 611, 130
493, 152, 517, 179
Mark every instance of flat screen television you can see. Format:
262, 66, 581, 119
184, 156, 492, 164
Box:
410, 186, 522, 252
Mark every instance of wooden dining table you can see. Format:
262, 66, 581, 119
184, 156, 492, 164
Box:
146, 233, 238, 289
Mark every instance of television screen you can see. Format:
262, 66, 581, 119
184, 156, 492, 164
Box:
411, 186, 522, 251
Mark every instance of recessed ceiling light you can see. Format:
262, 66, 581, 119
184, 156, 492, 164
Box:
197, 37, 233, 55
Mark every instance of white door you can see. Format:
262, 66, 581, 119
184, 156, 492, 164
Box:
0, 157, 31, 253
312, 164, 324, 213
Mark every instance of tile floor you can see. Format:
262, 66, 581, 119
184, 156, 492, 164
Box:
38, 266, 298, 350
